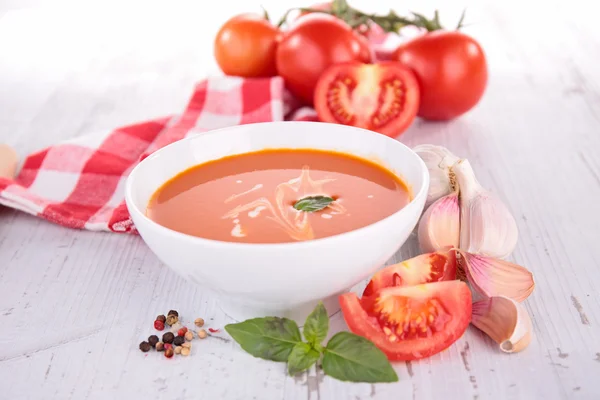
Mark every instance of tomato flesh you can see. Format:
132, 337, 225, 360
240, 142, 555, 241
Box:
340, 281, 472, 361
314, 62, 420, 138
362, 250, 457, 297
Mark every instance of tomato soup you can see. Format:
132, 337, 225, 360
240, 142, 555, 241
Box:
146, 149, 411, 243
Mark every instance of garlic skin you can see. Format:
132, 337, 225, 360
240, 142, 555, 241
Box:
458, 250, 534, 302
418, 191, 460, 253
453, 159, 518, 259
471, 296, 532, 353
413, 144, 460, 207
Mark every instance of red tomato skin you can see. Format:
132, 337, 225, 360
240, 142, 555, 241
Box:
339, 281, 472, 361
393, 31, 487, 121
313, 61, 420, 137
276, 14, 372, 105
214, 14, 280, 78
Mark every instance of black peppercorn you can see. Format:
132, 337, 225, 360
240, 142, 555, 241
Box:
156, 315, 166, 323
139, 341, 151, 352
162, 332, 175, 344
148, 335, 159, 348
168, 310, 179, 317
173, 335, 185, 346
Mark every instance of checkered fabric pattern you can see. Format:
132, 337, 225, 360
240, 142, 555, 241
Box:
0, 31, 404, 233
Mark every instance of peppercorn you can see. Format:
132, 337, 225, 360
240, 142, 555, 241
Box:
148, 335, 159, 348
156, 342, 165, 352
184, 331, 193, 341
177, 327, 188, 337
174, 346, 182, 355
156, 315, 166, 323
164, 343, 173, 350
154, 320, 165, 331
173, 336, 185, 346
197, 329, 208, 339
194, 318, 205, 327
166, 314, 178, 326
181, 347, 191, 356
168, 310, 179, 317
164, 348, 174, 358
182, 342, 191, 349
139, 341, 151, 352
162, 332, 175, 344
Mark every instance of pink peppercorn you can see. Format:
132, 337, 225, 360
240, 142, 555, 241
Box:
154, 320, 165, 331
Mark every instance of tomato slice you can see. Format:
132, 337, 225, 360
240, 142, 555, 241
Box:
340, 281, 472, 361
313, 61, 420, 138
362, 250, 457, 297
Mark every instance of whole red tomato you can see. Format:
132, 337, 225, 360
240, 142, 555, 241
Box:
393, 31, 487, 121
214, 14, 280, 78
276, 13, 372, 105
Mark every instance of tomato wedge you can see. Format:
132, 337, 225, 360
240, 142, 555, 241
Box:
362, 250, 457, 297
340, 281, 472, 361
313, 62, 420, 138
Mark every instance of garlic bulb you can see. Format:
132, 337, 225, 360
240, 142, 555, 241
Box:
413, 144, 460, 207
471, 296, 532, 353
418, 191, 460, 253
458, 250, 535, 302
453, 159, 518, 259
0, 144, 18, 179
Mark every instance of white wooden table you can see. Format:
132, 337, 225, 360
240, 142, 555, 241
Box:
1, 0, 599, 398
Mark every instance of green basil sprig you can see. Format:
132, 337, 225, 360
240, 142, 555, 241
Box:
225, 302, 398, 383
293, 196, 334, 212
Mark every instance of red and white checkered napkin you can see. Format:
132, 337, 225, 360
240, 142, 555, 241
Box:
0, 29, 405, 233
0, 76, 321, 233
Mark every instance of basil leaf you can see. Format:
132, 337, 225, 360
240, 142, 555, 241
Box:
287, 342, 321, 376
303, 302, 329, 348
225, 317, 302, 362
322, 332, 398, 383
293, 196, 334, 212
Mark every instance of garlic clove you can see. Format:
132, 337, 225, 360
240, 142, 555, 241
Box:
418, 191, 460, 253
413, 144, 460, 207
471, 296, 532, 353
453, 159, 518, 259
0, 144, 18, 180
458, 250, 535, 302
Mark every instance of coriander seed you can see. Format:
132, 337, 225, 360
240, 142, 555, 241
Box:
181, 347, 191, 356
162, 332, 175, 344
148, 335, 159, 348
194, 318, 205, 327
173, 336, 185, 346
156, 342, 165, 352
184, 331, 193, 341
166, 314, 178, 326
197, 329, 208, 339
164, 348, 174, 358
156, 315, 167, 323
182, 342, 191, 349
139, 341, 151, 352
168, 310, 179, 317
174, 346, 182, 354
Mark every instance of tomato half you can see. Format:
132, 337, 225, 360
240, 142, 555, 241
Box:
362, 250, 457, 297
392, 31, 487, 121
313, 62, 420, 137
276, 13, 372, 105
340, 281, 472, 361
214, 14, 280, 78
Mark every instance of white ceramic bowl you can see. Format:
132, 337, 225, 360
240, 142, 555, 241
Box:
125, 121, 429, 323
